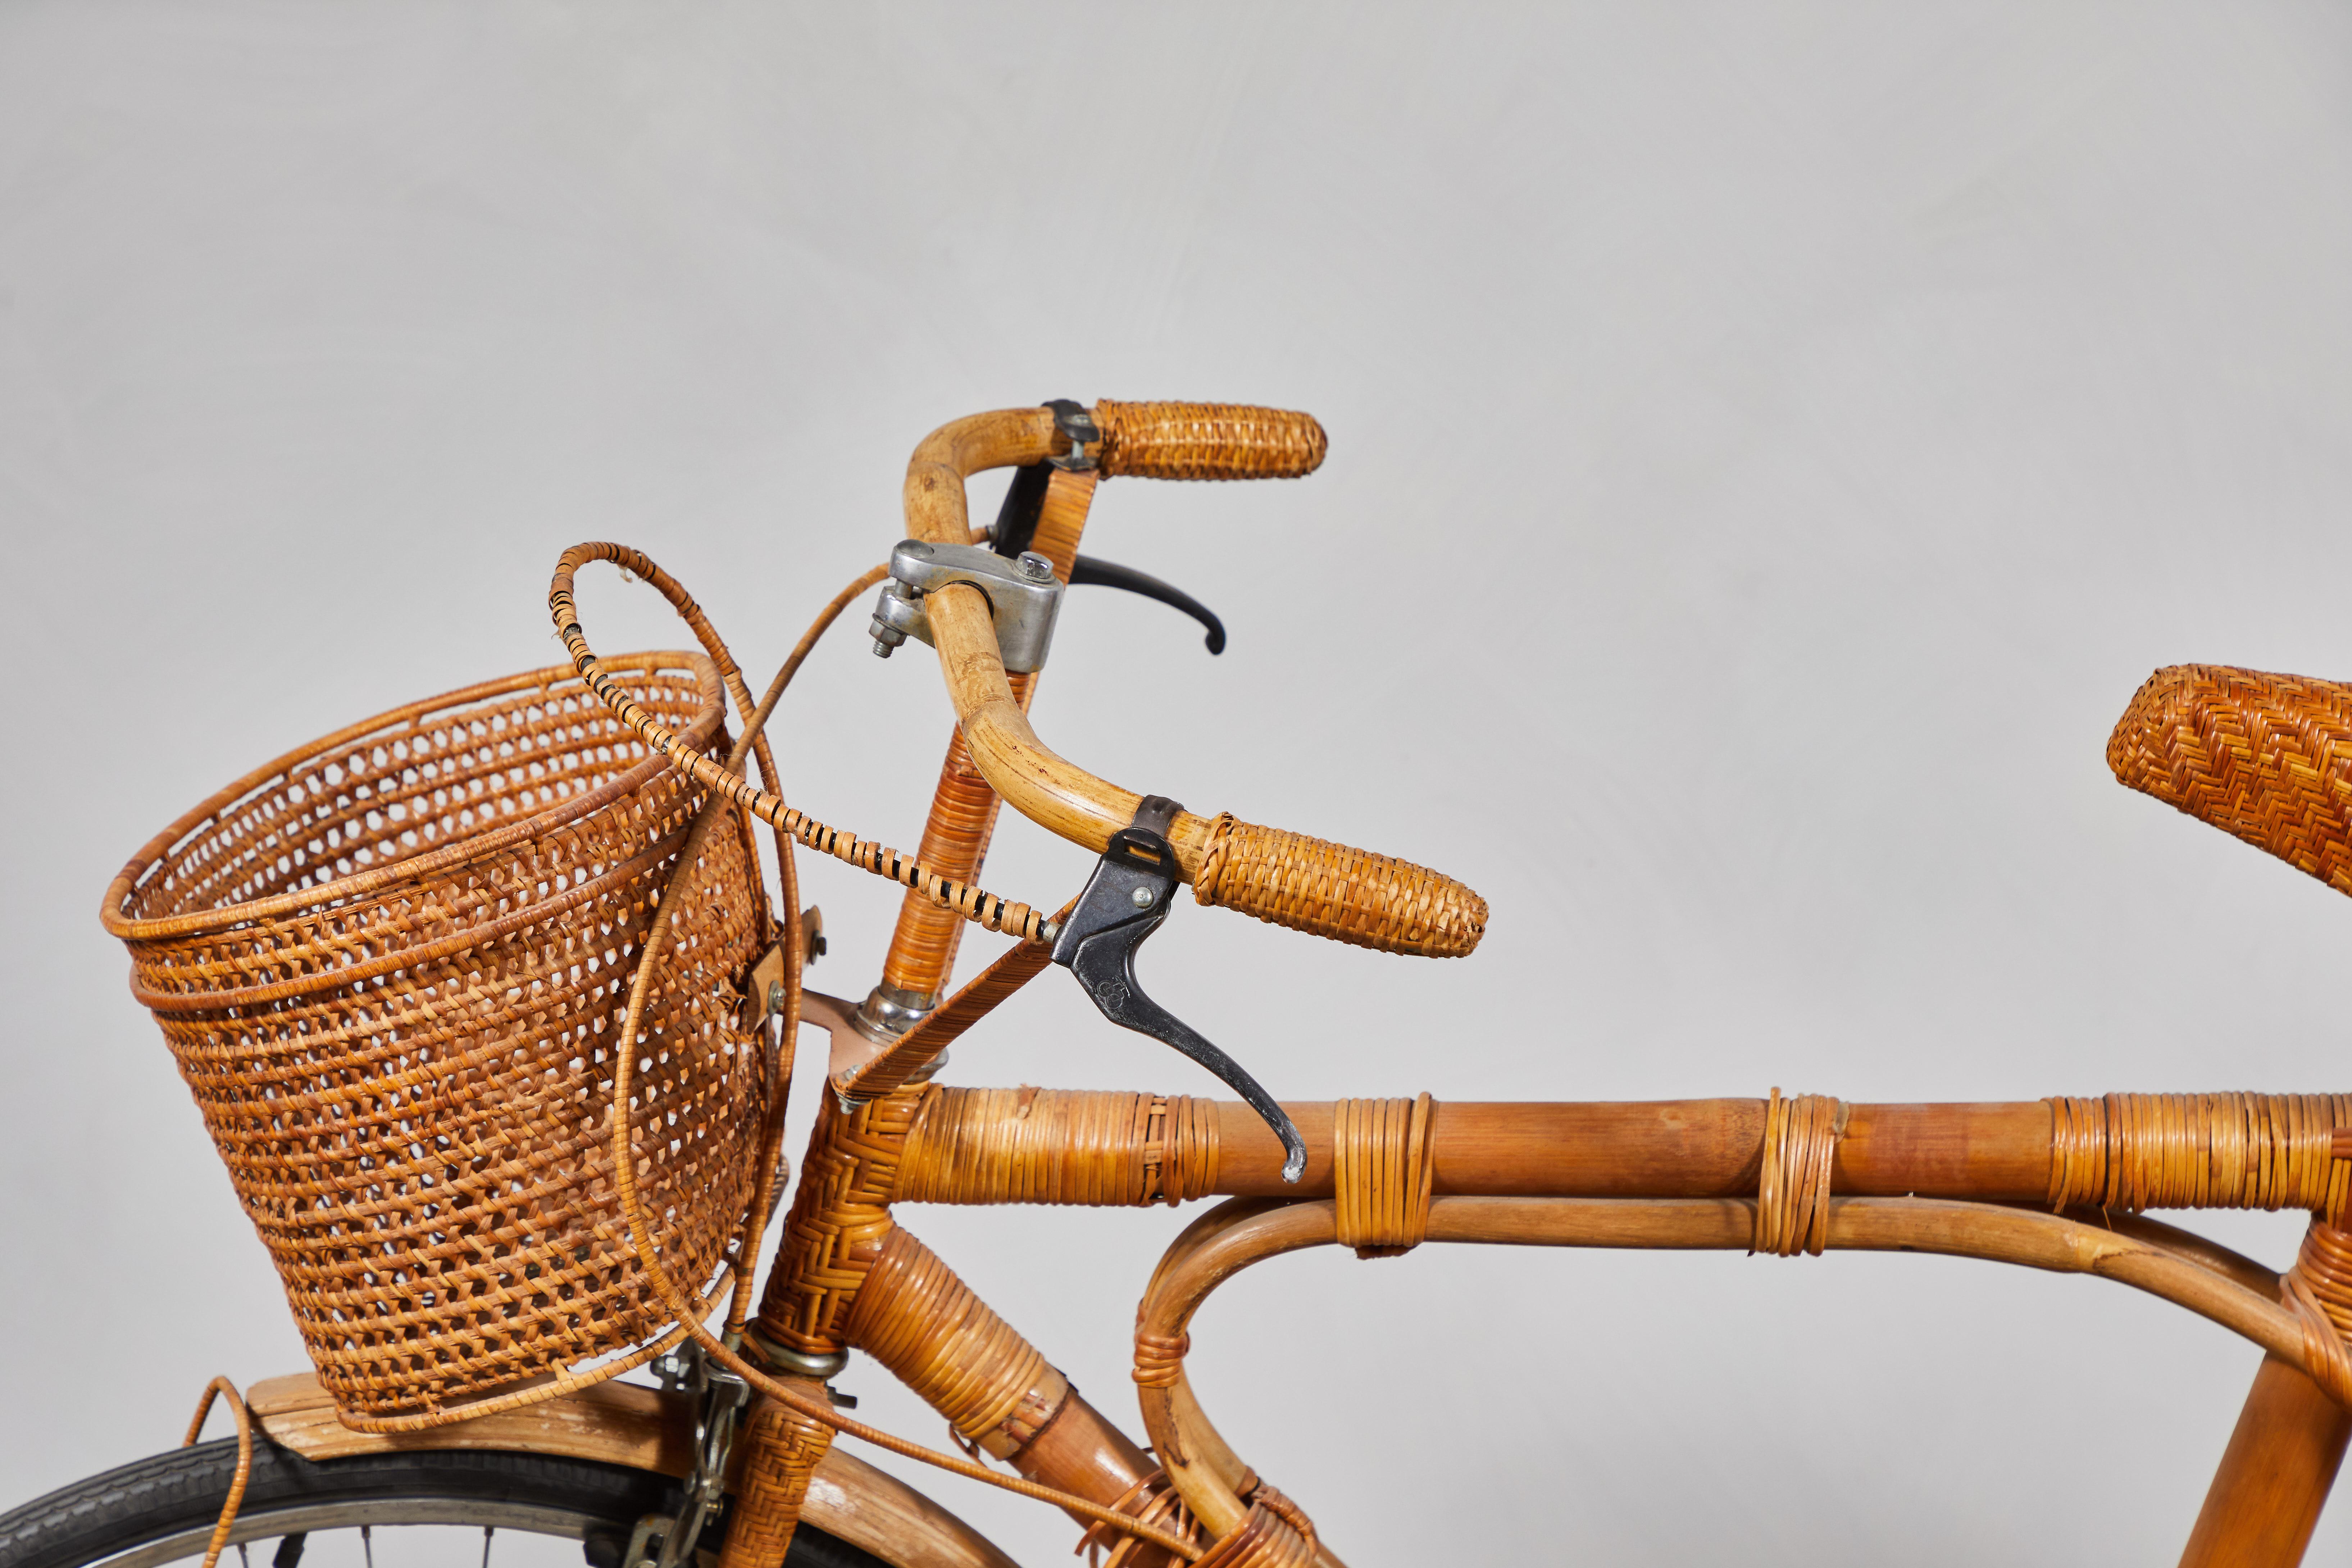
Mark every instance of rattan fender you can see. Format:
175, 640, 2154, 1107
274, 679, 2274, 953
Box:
101, 654, 772, 1426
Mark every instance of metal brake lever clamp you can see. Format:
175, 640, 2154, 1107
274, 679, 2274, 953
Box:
1050, 795, 1309, 1183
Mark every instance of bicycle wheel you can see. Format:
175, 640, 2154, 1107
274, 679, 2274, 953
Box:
0, 1440, 887, 1568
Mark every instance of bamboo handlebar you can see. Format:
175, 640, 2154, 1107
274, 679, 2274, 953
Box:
900, 406, 1487, 958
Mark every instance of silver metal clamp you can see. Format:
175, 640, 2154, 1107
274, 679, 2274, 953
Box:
869, 540, 1064, 672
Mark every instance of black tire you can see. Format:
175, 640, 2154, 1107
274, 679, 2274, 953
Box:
0, 1440, 887, 1568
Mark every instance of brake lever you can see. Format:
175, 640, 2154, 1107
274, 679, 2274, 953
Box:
1068, 555, 1227, 655
1051, 796, 1307, 1183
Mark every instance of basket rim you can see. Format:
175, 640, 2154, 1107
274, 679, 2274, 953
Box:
101, 651, 725, 944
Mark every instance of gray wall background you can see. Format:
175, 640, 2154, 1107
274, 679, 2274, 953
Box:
6, 5, 2352, 1563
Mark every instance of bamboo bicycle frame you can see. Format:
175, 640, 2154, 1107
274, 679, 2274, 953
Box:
728, 408, 2349, 1566
249, 405, 2351, 1567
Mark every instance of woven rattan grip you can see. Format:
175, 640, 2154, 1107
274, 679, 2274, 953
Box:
1091, 399, 1328, 481
1191, 813, 1486, 958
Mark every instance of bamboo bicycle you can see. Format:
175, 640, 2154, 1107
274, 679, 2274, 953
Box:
7, 400, 2350, 1568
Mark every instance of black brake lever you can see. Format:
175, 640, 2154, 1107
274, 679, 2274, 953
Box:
984, 408, 1229, 655
1068, 556, 1227, 655
1051, 796, 1306, 1182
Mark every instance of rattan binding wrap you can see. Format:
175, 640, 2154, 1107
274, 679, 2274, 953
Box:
2283, 1219, 2352, 1410
2046, 1094, 2352, 1215
1092, 400, 1327, 482
2109, 664, 2352, 896
843, 1227, 1066, 1456
1190, 1498, 1316, 1568
1753, 1090, 1842, 1258
102, 655, 770, 1425
1332, 1095, 1436, 1257
895, 1086, 1220, 1208
1192, 813, 1486, 958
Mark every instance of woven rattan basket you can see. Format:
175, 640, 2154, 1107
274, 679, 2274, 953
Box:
101, 653, 773, 1428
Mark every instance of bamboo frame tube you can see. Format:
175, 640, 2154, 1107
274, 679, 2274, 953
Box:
1208, 1100, 2061, 1202
2180, 1189, 2352, 1568
879, 680, 1031, 1002
2177, 1355, 2351, 1567
846, 1221, 1195, 1559
1131, 1194, 2343, 1556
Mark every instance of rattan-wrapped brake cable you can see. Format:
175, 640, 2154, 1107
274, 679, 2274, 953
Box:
553, 542, 1056, 945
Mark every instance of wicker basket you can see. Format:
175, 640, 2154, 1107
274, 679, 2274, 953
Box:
101, 653, 773, 1427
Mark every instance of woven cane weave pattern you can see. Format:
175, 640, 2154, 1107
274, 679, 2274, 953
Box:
716, 1390, 836, 1568
895, 1086, 1220, 1208
1753, 1090, 1842, 1258
2109, 664, 2352, 896
1191, 813, 1486, 958
842, 1226, 1063, 1452
1332, 1094, 1436, 1258
2045, 1094, 2352, 1214
103, 656, 770, 1422
1091, 400, 1328, 482
754, 1086, 927, 1355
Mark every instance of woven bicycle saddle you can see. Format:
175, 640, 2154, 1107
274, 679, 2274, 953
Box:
2109, 664, 2352, 896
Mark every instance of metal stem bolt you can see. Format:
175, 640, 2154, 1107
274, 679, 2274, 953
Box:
1018, 551, 1056, 582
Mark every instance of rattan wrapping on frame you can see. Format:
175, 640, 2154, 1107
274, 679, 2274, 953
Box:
1331, 1094, 1436, 1258
2109, 664, 2352, 896
101, 655, 770, 1425
842, 1226, 1065, 1455
1753, 1090, 1841, 1258
1189, 1498, 1316, 1568
2283, 1220, 2352, 1410
894, 1086, 1220, 1208
755, 1087, 927, 1356
1191, 813, 1487, 958
1091, 401, 1328, 482
2046, 1094, 2352, 1215
1078, 1469, 1203, 1568
715, 1389, 836, 1568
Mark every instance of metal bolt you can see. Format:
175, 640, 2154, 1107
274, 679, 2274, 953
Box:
1130, 886, 1156, 908
1018, 551, 1055, 582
